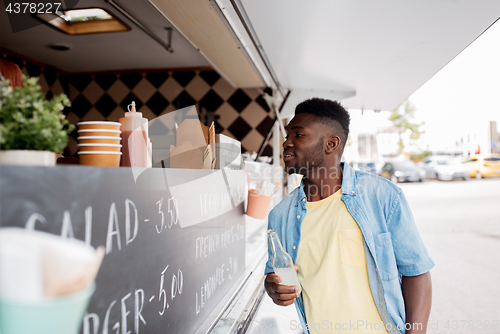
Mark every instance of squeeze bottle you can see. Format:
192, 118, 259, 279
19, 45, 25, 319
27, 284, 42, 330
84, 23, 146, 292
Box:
268, 229, 301, 293
119, 101, 148, 167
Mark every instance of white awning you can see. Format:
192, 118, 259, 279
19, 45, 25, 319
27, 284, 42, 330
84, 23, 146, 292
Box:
237, 0, 500, 114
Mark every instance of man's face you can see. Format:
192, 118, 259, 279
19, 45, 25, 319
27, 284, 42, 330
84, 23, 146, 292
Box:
283, 114, 327, 175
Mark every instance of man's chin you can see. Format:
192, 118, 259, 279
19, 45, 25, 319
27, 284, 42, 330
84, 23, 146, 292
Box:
284, 164, 296, 175
285, 165, 306, 176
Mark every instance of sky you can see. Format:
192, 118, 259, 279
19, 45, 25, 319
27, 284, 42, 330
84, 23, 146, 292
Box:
349, 18, 500, 154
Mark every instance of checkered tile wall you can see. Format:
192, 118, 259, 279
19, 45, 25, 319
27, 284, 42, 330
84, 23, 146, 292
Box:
1, 52, 276, 157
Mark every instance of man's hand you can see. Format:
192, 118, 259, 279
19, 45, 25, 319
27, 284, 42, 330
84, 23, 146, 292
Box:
264, 273, 300, 306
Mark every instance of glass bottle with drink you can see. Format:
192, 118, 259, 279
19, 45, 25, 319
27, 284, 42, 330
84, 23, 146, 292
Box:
267, 229, 301, 293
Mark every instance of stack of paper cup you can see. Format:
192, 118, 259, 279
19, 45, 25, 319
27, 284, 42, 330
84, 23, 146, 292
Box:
77, 121, 122, 167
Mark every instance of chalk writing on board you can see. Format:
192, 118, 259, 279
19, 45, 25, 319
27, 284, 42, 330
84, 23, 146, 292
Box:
82, 288, 147, 334
26, 207, 97, 247
195, 221, 244, 260
159, 265, 169, 315
155, 196, 179, 234
199, 190, 232, 218
82, 263, 184, 334
227, 256, 239, 280
99, 200, 140, 254
196, 263, 226, 315
24, 199, 156, 255
195, 256, 239, 315
1, 166, 246, 334
233, 185, 246, 205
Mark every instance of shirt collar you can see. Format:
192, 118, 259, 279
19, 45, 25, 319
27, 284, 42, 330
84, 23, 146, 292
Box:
297, 162, 356, 202
340, 162, 356, 196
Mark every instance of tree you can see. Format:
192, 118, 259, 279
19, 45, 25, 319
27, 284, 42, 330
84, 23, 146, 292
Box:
389, 100, 424, 154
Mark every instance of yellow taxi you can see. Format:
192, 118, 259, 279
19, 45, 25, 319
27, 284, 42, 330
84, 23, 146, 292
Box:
463, 154, 500, 179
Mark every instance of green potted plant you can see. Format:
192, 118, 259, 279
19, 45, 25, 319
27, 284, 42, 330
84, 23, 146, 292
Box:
0, 75, 75, 166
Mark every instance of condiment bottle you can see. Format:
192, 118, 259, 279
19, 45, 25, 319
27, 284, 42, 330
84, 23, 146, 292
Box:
119, 101, 148, 167
268, 229, 301, 293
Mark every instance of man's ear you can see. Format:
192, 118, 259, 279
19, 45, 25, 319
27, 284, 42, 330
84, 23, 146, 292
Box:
326, 136, 341, 153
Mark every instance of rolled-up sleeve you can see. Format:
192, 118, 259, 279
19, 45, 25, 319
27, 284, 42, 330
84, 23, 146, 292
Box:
387, 189, 435, 277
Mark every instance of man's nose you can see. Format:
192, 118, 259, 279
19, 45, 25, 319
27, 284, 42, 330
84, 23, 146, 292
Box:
283, 137, 293, 148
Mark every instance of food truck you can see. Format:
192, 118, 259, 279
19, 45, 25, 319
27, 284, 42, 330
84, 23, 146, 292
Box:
1, 1, 499, 333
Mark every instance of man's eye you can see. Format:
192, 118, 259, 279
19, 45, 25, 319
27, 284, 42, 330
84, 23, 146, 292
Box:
296, 133, 304, 137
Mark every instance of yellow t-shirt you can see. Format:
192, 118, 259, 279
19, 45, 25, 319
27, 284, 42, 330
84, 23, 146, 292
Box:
296, 189, 389, 334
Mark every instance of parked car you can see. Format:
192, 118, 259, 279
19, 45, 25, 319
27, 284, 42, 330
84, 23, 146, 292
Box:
381, 160, 426, 183
463, 154, 500, 179
349, 160, 377, 174
420, 155, 470, 181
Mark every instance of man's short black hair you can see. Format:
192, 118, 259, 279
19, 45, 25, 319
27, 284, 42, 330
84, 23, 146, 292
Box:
295, 98, 350, 148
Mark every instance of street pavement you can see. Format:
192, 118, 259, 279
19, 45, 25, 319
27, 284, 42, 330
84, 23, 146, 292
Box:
246, 177, 500, 334
398, 177, 500, 334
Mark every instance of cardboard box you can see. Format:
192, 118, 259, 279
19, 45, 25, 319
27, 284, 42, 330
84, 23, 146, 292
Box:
176, 119, 208, 148
170, 143, 205, 169
169, 119, 215, 169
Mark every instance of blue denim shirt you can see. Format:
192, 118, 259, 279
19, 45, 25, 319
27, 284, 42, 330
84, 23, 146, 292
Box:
265, 163, 435, 334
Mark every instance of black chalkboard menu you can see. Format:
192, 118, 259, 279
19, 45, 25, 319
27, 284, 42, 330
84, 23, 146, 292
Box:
0, 165, 248, 334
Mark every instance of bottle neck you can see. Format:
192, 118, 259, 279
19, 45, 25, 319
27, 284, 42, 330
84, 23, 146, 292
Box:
268, 231, 292, 269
